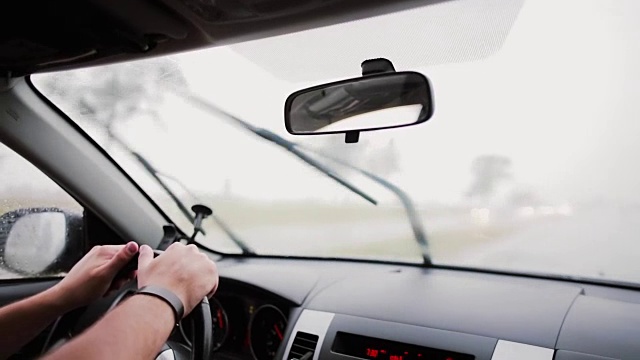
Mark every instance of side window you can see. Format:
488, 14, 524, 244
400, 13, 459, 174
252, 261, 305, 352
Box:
0, 142, 83, 280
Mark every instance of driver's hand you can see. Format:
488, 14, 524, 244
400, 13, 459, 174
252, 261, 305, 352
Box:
137, 243, 219, 317
53, 242, 139, 310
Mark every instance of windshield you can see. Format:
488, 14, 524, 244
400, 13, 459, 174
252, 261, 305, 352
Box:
33, 0, 640, 284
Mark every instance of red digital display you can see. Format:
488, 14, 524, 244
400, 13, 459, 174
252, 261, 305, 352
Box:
332, 332, 474, 360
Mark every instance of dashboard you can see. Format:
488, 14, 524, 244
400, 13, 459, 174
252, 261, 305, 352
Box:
5, 253, 640, 360
209, 256, 640, 360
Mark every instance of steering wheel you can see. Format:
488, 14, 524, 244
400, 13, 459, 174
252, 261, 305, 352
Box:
44, 252, 213, 360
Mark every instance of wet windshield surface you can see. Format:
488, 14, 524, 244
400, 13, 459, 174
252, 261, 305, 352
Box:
33, 0, 640, 284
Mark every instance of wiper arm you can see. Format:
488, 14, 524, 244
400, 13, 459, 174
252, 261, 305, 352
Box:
182, 93, 377, 205
179, 92, 430, 264
130, 152, 256, 255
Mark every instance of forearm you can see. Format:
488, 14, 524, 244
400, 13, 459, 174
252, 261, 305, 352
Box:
43, 294, 174, 360
0, 286, 72, 360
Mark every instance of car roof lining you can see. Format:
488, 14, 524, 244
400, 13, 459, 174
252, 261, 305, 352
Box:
1, 0, 450, 76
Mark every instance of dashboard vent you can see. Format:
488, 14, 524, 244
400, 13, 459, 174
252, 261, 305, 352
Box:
287, 331, 319, 360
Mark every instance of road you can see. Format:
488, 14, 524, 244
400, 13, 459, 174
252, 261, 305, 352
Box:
453, 208, 640, 284
223, 206, 640, 284
208, 214, 468, 256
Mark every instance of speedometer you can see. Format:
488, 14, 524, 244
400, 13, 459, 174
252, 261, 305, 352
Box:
211, 298, 230, 351
249, 305, 288, 360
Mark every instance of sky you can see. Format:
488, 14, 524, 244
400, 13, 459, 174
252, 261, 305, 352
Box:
28, 0, 640, 209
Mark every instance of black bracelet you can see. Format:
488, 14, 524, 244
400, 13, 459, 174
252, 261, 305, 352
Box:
136, 286, 185, 324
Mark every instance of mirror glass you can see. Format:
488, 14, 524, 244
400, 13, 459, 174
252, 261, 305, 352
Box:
286, 72, 432, 134
3, 213, 67, 274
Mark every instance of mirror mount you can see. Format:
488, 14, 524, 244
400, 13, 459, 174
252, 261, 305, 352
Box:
361, 58, 396, 76
345, 130, 360, 144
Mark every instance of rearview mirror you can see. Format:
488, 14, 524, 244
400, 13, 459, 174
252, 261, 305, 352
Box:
285, 71, 433, 140
0, 208, 83, 276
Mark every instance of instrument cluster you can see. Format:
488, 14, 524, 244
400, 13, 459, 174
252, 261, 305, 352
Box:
195, 288, 290, 360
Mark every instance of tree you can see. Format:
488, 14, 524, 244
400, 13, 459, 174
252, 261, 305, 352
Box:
465, 155, 512, 203
508, 187, 540, 207
36, 58, 187, 147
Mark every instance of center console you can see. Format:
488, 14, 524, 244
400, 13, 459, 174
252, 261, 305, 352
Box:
282, 310, 554, 360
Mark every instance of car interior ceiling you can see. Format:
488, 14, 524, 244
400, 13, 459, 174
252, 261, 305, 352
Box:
0, 0, 447, 76
1, 1, 640, 360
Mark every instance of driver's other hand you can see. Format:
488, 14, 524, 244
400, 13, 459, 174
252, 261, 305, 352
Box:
137, 243, 219, 317
53, 242, 140, 310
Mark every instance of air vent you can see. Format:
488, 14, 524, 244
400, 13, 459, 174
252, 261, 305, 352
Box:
287, 331, 319, 360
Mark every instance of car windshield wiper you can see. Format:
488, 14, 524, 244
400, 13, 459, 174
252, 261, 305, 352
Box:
180, 92, 431, 264
108, 135, 255, 254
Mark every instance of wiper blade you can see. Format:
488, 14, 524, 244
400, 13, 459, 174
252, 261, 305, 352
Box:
182, 93, 377, 206
131, 150, 256, 255
179, 92, 431, 264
